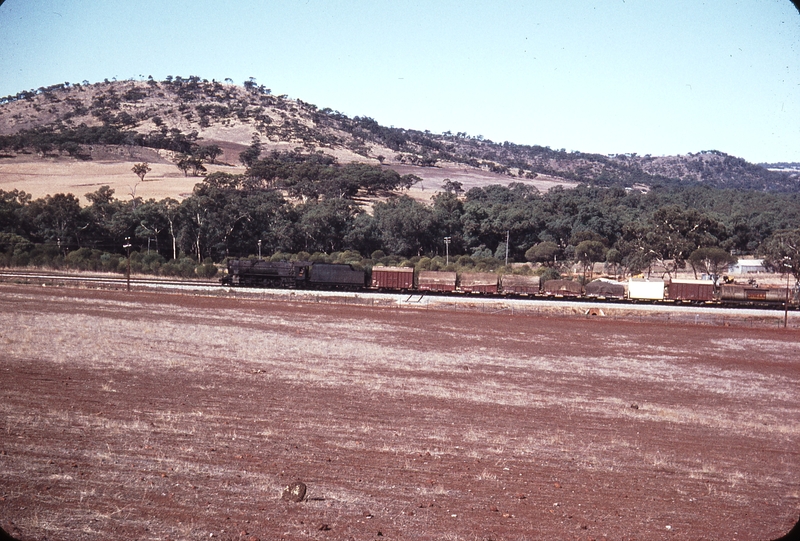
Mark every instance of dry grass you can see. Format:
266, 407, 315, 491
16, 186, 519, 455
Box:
1, 284, 798, 540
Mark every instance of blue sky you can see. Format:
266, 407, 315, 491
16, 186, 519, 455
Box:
1, 0, 799, 163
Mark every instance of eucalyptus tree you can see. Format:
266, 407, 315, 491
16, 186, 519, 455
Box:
760, 229, 800, 282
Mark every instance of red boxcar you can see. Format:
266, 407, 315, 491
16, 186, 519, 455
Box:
370, 266, 414, 290
668, 279, 714, 302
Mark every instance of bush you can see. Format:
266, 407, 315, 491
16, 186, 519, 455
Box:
309, 252, 330, 263
141, 252, 166, 274
162, 257, 198, 278
0, 233, 33, 267
102, 253, 124, 273
538, 267, 562, 282
196, 260, 218, 278
292, 251, 311, 262
28, 244, 63, 269
270, 252, 291, 262
66, 247, 100, 271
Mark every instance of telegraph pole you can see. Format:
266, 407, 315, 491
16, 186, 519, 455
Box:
258, 239, 262, 259
785, 259, 791, 328
444, 237, 451, 266
124, 237, 132, 292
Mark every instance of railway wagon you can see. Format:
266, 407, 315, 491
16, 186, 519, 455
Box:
418, 271, 457, 292
628, 279, 666, 301
500, 274, 541, 295
719, 284, 793, 304
221, 259, 306, 288
584, 279, 625, 299
543, 279, 583, 297
668, 279, 715, 302
459, 272, 499, 294
370, 266, 415, 290
308, 263, 366, 289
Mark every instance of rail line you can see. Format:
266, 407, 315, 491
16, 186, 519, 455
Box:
0, 270, 218, 291
1, 267, 797, 309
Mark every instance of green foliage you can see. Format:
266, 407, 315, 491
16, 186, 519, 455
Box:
239, 136, 262, 167
525, 241, 559, 266
687, 247, 736, 278
131, 162, 151, 182
4, 142, 800, 280
538, 267, 562, 282
760, 229, 800, 281
575, 240, 607, 266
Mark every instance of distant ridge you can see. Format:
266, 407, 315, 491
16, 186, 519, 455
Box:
1, 76, 797, 192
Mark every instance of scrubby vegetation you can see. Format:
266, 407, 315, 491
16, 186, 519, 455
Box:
2, 150, 800, 281
2, 77, 798, 191
2, 77, 800, 281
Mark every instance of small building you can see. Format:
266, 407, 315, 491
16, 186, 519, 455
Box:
728, 259, 767, 275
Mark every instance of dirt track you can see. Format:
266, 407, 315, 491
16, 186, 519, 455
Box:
1, 283, 798, 540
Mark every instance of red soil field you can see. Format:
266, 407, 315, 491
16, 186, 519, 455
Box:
0, 283, 798, 540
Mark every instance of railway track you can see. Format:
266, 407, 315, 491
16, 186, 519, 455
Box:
0, 270, 219, 291
1, 269, 798, 330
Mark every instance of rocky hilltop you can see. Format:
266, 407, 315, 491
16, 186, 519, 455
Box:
1, 76, 797, 192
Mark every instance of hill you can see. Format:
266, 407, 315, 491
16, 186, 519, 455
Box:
1, 77, 797, 202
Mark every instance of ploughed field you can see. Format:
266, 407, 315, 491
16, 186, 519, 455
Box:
0, 284, 798, 541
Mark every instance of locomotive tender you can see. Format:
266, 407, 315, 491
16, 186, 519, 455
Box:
220, 259, 798, 309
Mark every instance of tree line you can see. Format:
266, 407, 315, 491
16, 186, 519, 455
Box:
2, 152, 800, 282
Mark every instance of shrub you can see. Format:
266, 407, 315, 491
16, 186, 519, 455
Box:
538, 267, 562, 282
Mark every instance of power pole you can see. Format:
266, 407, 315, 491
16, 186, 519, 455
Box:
785, 259, 791, 328
124, 237, 132, 292
444, 237, 451, 266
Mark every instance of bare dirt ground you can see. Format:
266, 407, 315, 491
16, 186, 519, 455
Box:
0, 283, 798, 541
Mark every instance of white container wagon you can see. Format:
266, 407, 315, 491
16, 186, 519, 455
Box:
628, 279, 666, 301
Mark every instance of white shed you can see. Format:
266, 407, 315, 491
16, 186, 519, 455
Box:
729, 259, 767, 274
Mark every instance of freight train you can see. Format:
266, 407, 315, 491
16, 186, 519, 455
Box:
220, 259, 799, 309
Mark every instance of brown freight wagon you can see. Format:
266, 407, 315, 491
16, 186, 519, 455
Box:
459, 272, 499, 293
500, 274, 541, 295
542, 279, 583, 297
667, 279, 715, 302
370, 266, 414, 290
417, 271, 457, 292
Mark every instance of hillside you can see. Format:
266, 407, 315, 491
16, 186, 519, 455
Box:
1, 77, 797, 202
